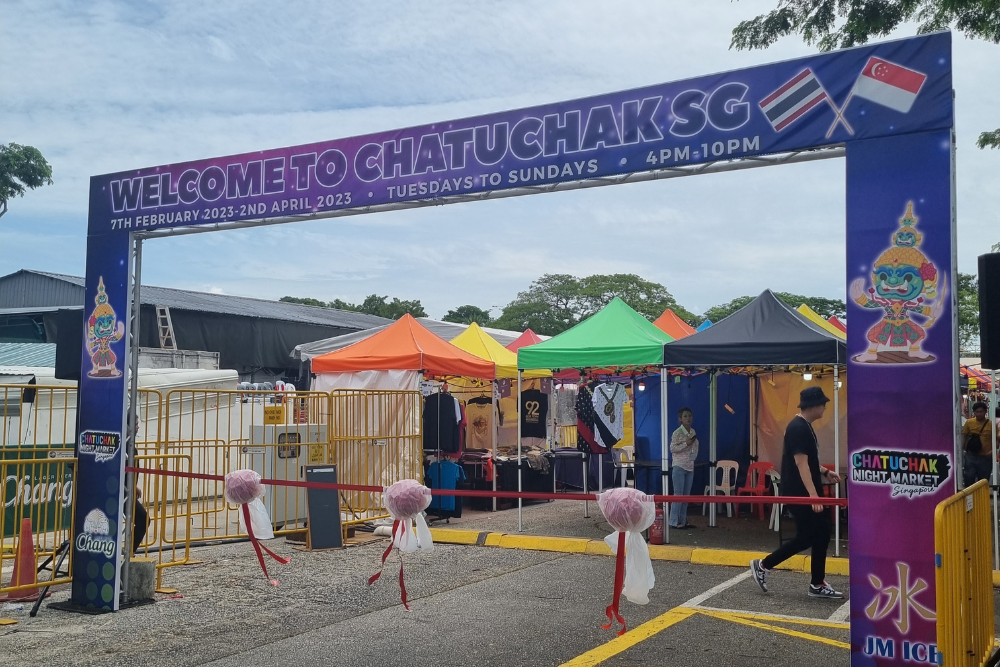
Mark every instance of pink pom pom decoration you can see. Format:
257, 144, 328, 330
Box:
224, 469, 265, 505
598, 487, 655, 534
597, 488, 656, 636
385, 479, 432, 520
223, 469, 289, 585
370, 479, 433, 610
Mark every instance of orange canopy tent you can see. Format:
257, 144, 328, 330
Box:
653, 309, 696, 340
506, 328, 544, 352
311, 314, 496, 379
828, 315, 847, 333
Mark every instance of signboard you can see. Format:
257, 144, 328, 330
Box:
846, 128, 955, 663
263, 405, 286, 425
304, 465, 343, 550
87, 34, 951, 237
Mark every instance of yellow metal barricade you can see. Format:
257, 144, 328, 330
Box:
131, 454, 192, 593
161, 388, 331, 542
329, 389, 422, 527
934, 479, 995, 667
1, 456, 76, 596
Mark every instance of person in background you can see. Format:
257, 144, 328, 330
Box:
962, 401, 994, 485
669, 407, 698, 529
750, 387, 843, 599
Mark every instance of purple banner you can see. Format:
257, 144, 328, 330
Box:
846, 128, 956, 665
88, 32, 951, 236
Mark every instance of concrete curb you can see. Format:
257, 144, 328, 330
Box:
428, 528, 850, 577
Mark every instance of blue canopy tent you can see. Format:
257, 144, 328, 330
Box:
696, 320, 713, 331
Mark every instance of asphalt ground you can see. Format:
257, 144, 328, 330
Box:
0, 533, 863, 667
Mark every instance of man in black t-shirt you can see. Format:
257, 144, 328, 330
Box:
750, 386, 844, 599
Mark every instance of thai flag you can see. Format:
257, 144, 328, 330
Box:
759, 69, 830, 132
850, 57, 926, 113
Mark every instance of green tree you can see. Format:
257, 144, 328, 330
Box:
0, 143, 53, 218
492, 273, 696, 335
279, 294, 427, 319
957, 272, 980, 353
703, 292, 847, 322
731, 0, 1000, 149
279, 296, 328, 307
579, 274, 698, 323
442, 305, 493, 325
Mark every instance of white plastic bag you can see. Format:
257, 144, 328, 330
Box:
238, 498, 274, 540
604, 531, 656, 604
599, 488, 656, 605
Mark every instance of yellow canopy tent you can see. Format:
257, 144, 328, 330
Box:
450, 323, 550, 378
797, 304, 847, 340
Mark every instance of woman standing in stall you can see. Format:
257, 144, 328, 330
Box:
669, 407, 698, 529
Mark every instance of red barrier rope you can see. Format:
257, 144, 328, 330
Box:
126, 466, 848, 507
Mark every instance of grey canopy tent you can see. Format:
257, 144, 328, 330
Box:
660, 290, 847, 550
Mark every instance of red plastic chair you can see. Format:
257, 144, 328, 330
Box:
736, 461, 774, 519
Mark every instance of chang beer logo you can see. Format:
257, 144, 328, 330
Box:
76, 509, 117, 558
79, 430, 121, 463
851, 448, 951, 498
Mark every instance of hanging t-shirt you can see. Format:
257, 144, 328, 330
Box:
520, 388, 549, 439
423, 393, 461, 452
592, 383, 626, 450
426, 460, 465, 512
576, 385, 599, 453
465, 401, 493, 451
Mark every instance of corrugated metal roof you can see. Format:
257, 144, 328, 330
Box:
3, 270, 392, 330
0, 342, 57, 367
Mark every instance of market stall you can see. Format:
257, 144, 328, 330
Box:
449, 323, 553, 510
659, 290, 848, 545
310, 315, 496, 520
516, 297, 674, 529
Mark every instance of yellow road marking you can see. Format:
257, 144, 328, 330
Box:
696, 609, 849, 649
689, 606, 850, 629
558, 607, 697, 667
0, 618, 17, 626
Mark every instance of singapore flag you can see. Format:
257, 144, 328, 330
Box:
851, 57, 927, 113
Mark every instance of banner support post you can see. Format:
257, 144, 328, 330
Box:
120, 235, 142, 603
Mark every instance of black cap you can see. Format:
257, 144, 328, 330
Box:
798, 386, 831, 409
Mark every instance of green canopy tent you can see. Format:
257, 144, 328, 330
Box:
514, 298, 674, 530
517, 297, 674, 370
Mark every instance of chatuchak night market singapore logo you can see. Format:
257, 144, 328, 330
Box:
851, 448, 950, 498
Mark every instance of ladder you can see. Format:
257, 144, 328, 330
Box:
156, 306, 177, 350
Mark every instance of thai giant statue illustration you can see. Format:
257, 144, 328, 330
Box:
86, 277, 125, 377
850, 202, 946, 364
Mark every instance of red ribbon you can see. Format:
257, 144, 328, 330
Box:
367, 520, 410, 610
602, 531, 627, 635
241, 503, 291, 586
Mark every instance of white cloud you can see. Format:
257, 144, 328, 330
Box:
1, 0, 997, 320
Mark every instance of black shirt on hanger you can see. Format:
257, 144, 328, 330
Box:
520, 388, 548, 439
423, 392, 460, 452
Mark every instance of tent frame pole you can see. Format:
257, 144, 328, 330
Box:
517, 370, 523, 532
660, 369, 670, 544
492, 379, 498, 513
833, 365, 841, 558
709, 370, 718, 528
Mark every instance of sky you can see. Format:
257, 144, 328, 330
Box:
1, 1, 998, 320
